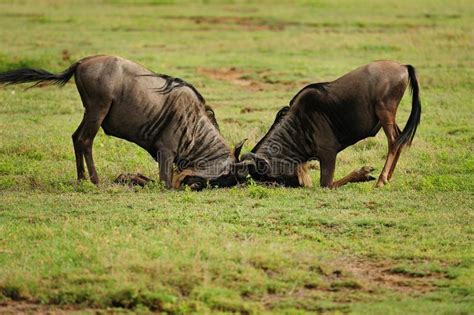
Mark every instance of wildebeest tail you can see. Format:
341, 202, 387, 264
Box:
395, 65, 421, 147
0, 62, 79, 88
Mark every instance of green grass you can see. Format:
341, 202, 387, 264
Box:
0, 0, 473, 313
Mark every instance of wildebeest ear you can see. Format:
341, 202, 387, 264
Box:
205, 106, 215, 121
232, 138, 247, 162
205, 105, 220, 131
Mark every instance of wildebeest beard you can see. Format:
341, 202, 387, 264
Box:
242, 111, 313, 187
176, 156, 243, 190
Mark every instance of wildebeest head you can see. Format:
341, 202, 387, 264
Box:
151, 75, 253, 191
174, 139, 254, 191
240, 106, 312, 187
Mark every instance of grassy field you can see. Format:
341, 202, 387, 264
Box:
0, 0, 473, 313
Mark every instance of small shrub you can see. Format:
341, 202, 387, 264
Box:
329, 280, 362, 291
75, 180, 98, 193
388, 266, 430, 278
248, 180, 269, 199
110, 288, 139, 309
0, 284, 23, 300
0, 177, 16, 189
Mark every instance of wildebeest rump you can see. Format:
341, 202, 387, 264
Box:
242, 61, 421, 188
0, 55, 251, 189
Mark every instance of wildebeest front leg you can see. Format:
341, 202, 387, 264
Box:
319, 151, 375, 188
332, 166, 375, 188
158, 149, 174, 188
115, 173, 153, 187
319, 151, 337, 188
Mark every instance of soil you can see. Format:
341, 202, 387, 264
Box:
0, 300, 101, 314
197, 67, 265, 91
197, 67, 307, 92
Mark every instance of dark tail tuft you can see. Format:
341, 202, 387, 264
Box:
0, 62, 79, 88
395, 65, 422, 148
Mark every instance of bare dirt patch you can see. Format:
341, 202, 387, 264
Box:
0, 300, 101, 314
325, 257, 447, 295
261, 257, 448, 310
197, 67, 307, 92
162, 15, 438, 35
222, 117, 242, 125
197, 67, 264, 91
240, 107, 267, 113
164, 16, 290, 31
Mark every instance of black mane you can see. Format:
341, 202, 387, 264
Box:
289, 82, 328, 106
251, 105, 289, 153
140, 73, 206, 104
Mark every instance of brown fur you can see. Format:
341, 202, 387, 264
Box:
296, 163, 313, 187
0, 55, 251, 189
172, 169, 196, 189
244, 61, 421, 188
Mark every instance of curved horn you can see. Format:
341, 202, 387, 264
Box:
240, 152, 255, 161
240, 152, 270, 175
232, 138, 248, 162
232, 159, 256, 180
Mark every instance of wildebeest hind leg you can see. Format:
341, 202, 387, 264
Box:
73, 96, 111, 185
387, 124, 402, 181
377, 121, 401, 187
72, 118, 86, 181
77, 113, 109, 185
75, 73, 112, 185
332, 166, 376, 188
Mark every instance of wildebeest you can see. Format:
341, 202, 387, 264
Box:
0, 55, 251, 189
241, 61, 421, 188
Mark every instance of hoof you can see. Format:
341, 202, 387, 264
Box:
376, 178, 388, 188
354, 166, 376, 182
90, 176, 100, 186
360, 166, 375, 174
